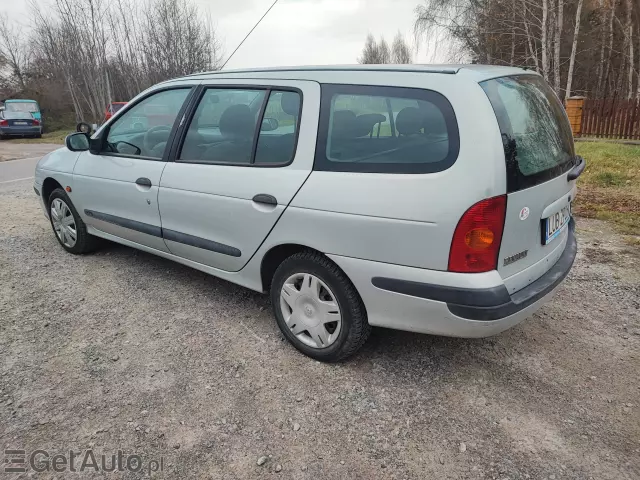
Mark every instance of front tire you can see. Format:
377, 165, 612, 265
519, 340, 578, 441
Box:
48, 188, 99, 254
270, 251, 371, 362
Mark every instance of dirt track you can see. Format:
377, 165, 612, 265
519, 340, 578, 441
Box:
1, 174, 639, 479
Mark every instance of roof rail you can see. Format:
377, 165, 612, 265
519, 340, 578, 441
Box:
182, 65, 460, 79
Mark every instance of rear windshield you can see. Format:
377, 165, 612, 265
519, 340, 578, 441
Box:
314, 84, 459, 174
6, 101, 39, 113
480, 75, 575, 192
2, 111, 34, 120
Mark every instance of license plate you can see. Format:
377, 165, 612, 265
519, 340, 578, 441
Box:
14, 121, 28, 125
544, 204, 571, 244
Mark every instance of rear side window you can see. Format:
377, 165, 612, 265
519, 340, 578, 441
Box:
178, 88, 301, 166
315, 84, 459, 174
480, 75, 575, 192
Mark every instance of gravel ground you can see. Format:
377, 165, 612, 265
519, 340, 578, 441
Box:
1, 179, 639, 479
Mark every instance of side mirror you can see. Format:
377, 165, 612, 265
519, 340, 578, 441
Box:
261, 117, 279, 132
76, 122, 92, 134
112, 141, 141, 156
65, 132, 90, 152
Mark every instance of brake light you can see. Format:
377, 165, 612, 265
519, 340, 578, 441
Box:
0, 119, 7, 127
32, 119, 40, 126
448, 195, 507, 273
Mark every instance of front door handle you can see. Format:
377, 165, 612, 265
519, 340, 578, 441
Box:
136, 177, 152, 187
252, 194, 277, 206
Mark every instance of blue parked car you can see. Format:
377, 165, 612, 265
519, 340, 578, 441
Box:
0, 99, 43, 138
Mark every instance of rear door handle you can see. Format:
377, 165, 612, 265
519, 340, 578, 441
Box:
136, 177, 152, 187
567, 156, 585, 181
252, 194, 277, 206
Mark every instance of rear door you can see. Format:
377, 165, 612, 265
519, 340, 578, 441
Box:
481, 75, 579, 294
158, 80, 318, 272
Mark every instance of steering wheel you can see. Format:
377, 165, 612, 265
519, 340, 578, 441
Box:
143, 125, 171, 153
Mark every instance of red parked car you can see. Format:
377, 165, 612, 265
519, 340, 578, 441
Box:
104, 102, 127, 121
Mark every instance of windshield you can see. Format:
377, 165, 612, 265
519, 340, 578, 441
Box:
5, 101, 40, 113
481, 75, 575, 192
111, 103, 126, 114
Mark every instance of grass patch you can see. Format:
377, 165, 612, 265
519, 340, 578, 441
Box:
574, 141, 640, 238
3, 129, 72, 145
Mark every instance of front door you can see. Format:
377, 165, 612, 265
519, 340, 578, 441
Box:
73, 87, 193, 252
158, 81, 319, 272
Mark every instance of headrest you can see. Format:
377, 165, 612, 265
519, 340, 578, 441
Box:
331, 110, 358, 138
396, 107, 424, 135
281, 92, 300, 116
219, 104, 255, 139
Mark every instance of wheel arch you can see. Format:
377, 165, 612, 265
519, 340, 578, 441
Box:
260, 243, 318, 292
41, 177, 63, 207
259, 243, 367, 311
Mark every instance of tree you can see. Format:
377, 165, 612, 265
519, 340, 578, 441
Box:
359, 34, 381, 64
565, 0, 584, 99
0, 13, 31, 92
413, 0, 640, 99
28, 0, 222, 123
359, 33, 412, 64
392, 32, 413, 64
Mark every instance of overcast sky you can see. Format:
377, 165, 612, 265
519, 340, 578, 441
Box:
1, 0, 445, 68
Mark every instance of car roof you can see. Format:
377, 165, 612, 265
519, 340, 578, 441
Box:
171, 64, 535, 84
5, 99, 38, 102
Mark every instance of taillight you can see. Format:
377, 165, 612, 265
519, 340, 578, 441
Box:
32, 119, 40, 126
448, 195, 507, 273
0, 119, 7, 126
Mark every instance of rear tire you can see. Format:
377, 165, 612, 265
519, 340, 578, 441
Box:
48, 188, 100, 254
270, 251, 371, 362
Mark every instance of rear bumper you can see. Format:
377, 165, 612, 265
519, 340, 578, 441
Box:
447, 219, 576, 320
0, 126, 41, 136
373, 219, 576, 321
329, 219, 576, 338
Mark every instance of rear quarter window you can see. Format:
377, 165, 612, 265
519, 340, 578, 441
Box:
314, 84, 459, 174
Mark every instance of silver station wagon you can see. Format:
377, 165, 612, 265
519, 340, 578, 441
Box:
34, 65, 583, 361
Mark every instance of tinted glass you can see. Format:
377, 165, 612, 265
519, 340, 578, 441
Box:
315, 84, 459, 174
481, 75, 575, 191
6, 101, 39, 113
111, 103, 126, 114
179, 89, 266, 164
106, 88, 189, 159
2, 111, 33, 120
254, 91, 301, 164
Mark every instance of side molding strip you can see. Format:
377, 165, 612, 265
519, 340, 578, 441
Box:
84, 209, 242, 258
84, 209, 162, 238
163, 229, 242, 257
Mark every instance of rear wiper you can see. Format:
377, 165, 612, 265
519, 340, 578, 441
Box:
567, 156, 585, 181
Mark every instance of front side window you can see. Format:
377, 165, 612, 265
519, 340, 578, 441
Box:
315, 84, 459, 174
179, 88, 302, 166
105, 88, 190, 159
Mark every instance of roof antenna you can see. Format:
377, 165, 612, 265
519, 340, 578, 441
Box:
220, 0, 279, 70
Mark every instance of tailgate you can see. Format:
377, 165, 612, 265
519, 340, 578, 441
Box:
480, 74, 580, 294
